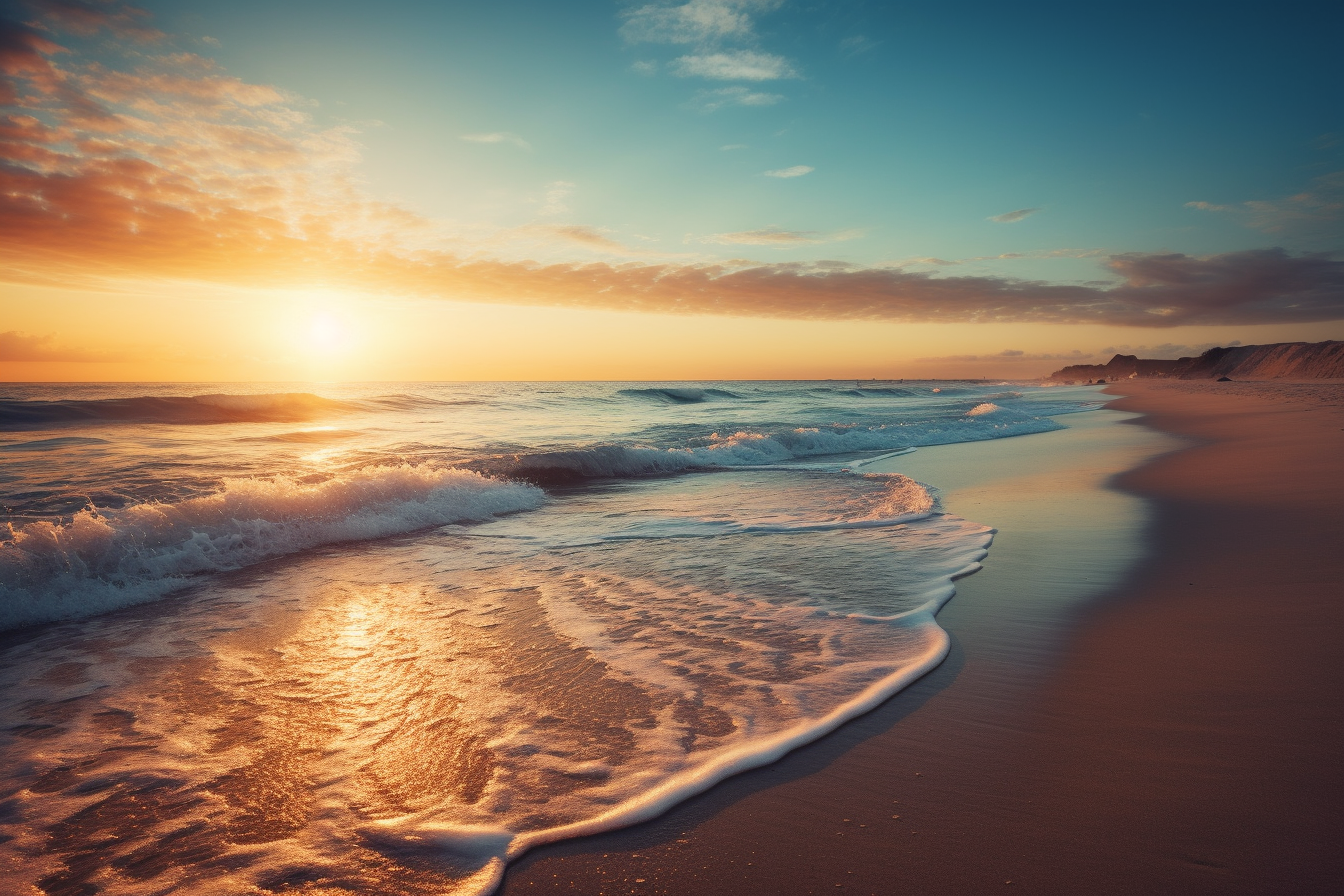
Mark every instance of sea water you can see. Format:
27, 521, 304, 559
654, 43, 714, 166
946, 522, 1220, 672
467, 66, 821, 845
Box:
0, 381, 1100, 895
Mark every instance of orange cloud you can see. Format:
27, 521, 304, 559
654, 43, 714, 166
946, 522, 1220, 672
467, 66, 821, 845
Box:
28, 0, 163, 41
0, 329, 127, 361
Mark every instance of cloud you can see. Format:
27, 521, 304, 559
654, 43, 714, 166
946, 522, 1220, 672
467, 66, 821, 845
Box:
0, 16, 66, 106
0, 330, 126, 362
622, 2, 799, 98
691, 86, 781, 111
839, 35, 877, 56
1098, 340, 1242, 359
514, 224, 636, 254
894, 248, 1107, 268
1188, 172, 1343, 242
703, 226, 860, 246
461, 131, 531, 150
764, 164, 813, 178
538, 180, 574, 215
916, 349, 1096, 364
672, 50, 796, 80
720, 143, 747, 150
988, 208, 1041, 223
4, 14, 1343, 332
26, 0, 164, 42
620, 0, 779, 45
706, 228, 816, 245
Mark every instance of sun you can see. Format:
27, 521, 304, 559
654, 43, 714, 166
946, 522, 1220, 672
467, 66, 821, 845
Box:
307, 312, 347, 352
270, 289, 367, 376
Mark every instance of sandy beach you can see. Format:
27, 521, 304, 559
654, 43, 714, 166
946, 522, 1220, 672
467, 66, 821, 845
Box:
500, 381, 1344, 895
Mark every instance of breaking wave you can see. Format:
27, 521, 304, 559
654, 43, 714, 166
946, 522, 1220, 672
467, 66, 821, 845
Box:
0, 466, 543, 631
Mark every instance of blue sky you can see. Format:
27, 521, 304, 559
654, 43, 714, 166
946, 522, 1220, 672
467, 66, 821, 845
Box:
140, 0, 1341, 276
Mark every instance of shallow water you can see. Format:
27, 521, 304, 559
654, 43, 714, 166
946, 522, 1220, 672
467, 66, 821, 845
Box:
0, 381, 1100, 894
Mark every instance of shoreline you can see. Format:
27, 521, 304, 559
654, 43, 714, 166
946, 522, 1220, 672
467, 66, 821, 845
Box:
500, 381, 1344, 894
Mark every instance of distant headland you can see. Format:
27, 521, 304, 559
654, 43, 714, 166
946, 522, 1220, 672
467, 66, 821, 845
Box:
1047, 340, 1344, 383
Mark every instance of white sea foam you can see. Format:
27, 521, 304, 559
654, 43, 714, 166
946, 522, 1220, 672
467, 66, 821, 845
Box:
361, 511, 993, 892
0, 466, 543, 631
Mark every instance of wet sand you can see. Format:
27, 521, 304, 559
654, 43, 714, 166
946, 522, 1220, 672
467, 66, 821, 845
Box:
500, 381, 1344, 894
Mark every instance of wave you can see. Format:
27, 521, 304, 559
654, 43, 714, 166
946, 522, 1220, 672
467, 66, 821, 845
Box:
362, 394, 486, 411
826, 386, 917, 398
0, 393, 354, 428
0, 436, 110, 451
616, 387, 743, 404
476, 415, 1058, 485
570, 473, 939, 546
242, 428, 365, 444
0, 466, 543, 631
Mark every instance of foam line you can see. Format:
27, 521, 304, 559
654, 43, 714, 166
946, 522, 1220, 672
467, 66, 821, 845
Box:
367, 526, 995, 896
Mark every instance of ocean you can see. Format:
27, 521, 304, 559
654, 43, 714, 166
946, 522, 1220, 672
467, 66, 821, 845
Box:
0, 381, 1101, 895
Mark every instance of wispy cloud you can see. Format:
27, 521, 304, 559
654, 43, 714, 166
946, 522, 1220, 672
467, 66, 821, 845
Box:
916, 349, 1096, 364
691, 86, 782, 112
1187, 172, 1344, 242
720, 143, 748, 150
461, 132, 531, 150
894, 247, 1107, 268
900, 257, 960, 267
0, 331, 127, 362
537, 181, 575, 216
703, 226, 860, 246
672, 50, 796, 80
620, 1, 799, 89
630, 60, 658, 75
513, 224, 636, 254
988, 208, 1041, 223
1098, 341, 1242, 359
915, 341, 1245, 366
26, 0, 164, 42
620, 0, 780, 45
839, 35, 877, 56
764, 165, 813, 178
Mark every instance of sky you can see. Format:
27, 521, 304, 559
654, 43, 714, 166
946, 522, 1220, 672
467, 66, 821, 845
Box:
1, 0, 1341, 381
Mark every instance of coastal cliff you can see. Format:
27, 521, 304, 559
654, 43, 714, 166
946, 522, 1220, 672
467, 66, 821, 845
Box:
1048, 340, 1344, 382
